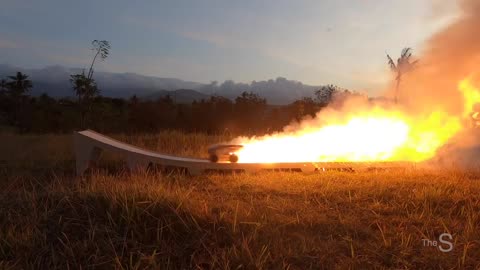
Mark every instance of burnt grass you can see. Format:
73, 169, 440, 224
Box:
1, 133, 480, 269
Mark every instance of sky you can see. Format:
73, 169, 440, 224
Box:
0, 0, 459, 94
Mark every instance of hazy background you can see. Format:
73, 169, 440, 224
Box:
0, 0, 458, 96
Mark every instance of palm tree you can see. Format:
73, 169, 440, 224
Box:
4, 72, 32, 128
386, 48, 418, 103
7, 72, 32, 97
70, 71, 99, 102
87, 40, 110, 80
70, 71, 99, 128
0, 79, 7, 94
70, 40, 110, 129
0, 79, 7, 88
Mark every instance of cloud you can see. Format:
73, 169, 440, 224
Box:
122, 15, 237, 49
43, 53, 91, 67
0, 34, 97, 71
1, 0, 33, 9
0, 39, 19, 49
429, 0, 460, 20
179, 31, 228, 48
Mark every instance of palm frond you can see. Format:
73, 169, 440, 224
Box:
401, 48, 412, 59
386, 53, 397, 71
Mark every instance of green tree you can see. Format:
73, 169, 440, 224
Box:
70, 72, 99, 102
0, 79, 9, 125
315, 84, 338, 105
6, 72, 32, 97
3, 72, 33, 129
71, 40, 111, 128
129, 95, 139, 105
87, 40, 111, 80
386, 47, 418, 103
235, 92, 267, 132
289, 97, 318, 121
70, 71, 99, 128
0, 79, 8, 94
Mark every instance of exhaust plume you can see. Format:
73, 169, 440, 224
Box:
231, 0, 480, 164
400, 0, 480, 115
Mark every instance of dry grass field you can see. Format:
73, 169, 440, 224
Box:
1, 131, 480, 269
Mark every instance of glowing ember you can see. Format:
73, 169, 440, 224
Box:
232, 79, 480, 164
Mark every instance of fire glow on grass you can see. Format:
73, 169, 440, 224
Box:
233, 78, 480, 163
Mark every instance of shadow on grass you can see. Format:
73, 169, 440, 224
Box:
0, 185, 393, 269
0, 191, 233, 269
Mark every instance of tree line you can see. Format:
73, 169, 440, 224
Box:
0, 40, 414, 134
0, 72, 353, 134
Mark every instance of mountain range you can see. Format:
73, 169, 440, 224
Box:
0, 64, 320, 104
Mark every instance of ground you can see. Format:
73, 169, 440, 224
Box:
1, 132, 480, 269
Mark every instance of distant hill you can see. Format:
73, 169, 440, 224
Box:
143, 89, 210, 104
0, 64, 203, 99
0, 64, 322, 104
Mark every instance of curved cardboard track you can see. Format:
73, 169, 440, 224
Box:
74, 130, 414, 175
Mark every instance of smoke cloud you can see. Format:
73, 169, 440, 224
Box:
399, 0, 480, 115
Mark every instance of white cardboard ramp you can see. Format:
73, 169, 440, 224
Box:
74, 129, 413, 176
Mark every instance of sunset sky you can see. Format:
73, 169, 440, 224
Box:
0, 0, 458, 94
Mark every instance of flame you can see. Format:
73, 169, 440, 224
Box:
460, 77, 480, 116
233, 79, 480, 163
